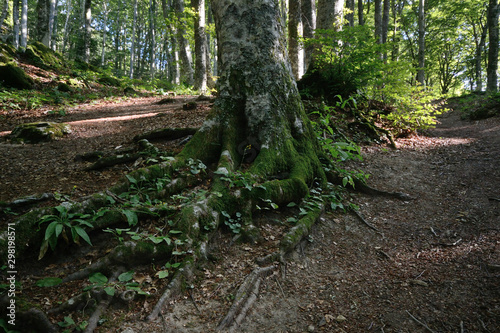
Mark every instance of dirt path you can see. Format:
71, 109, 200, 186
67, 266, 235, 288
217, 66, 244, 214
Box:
124, 110, 500, 333
1, 99, 499, 332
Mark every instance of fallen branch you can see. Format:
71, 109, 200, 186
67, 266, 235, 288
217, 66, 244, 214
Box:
134, 127, 199, 142
406, 310, 437, 333
0, 193, 54, 209
217, 265, 276, 331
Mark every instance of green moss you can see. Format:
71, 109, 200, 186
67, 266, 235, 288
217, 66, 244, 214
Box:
0, 62, 34, 89
24, 42, 65, 70
8, 122, 71, 143
280, 207, 323, 253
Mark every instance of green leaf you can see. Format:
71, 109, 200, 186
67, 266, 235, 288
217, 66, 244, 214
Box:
287, 217, 298, 223
36, 277, 63, 287
73, 226, 92, 246
89, 272, 108, 284
118, 271, 134, 282
122, 210, 138, 226
104, 286, 115, 296
38, 239, 49, 260
126, 174, 137, 184
156, 270, 169, 279
45, 221, 59, 240
287, 202, 297, 207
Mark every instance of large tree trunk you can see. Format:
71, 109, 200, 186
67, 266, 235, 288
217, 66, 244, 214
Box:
175, 0, 325, 232
487, 0, 499, 92
358, 0, 364, 25
374, 0, 382, 43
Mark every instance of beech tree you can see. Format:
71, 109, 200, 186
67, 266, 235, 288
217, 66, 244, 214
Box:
487, 0, 499, 92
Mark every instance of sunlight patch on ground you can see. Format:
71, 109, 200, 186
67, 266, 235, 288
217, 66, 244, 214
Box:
69, 112, 161, 125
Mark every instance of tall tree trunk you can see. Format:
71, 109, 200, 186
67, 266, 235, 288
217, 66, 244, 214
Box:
174, 0, 194, 85
317, 0, 343, 31
0, 0, 10, 33
193, 0, 207, 91
487, 0, 499, 92
417, 0, 425, 85
47, 0, 55, 48
130, 0, 138, 79
475, 24, 488, 91
12, 0, 19, 49
381, 0, 390, 44
62, 0, 71, 53
36, 0, 50, 45
346, 0, 354, 27
101, 2, 109, 67
149, 0, 156, 80
288, 0, 302, 79
83, 0, 91, 63
374, 0, 382, 43
358, 0, 364, 25
19, 0, 27, 50
51, 0, 59, 50
301, 0, 315, 72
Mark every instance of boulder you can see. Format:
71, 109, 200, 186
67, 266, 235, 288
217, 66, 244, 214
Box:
0, 62, 34, 89
8, 122, 71, 143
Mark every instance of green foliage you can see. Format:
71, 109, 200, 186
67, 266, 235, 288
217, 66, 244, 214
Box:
36, 277, 63, 287
85, 271, 149, 297
221, 211, 242, 234
57, 316, 88, 333
37, 205, 93, 259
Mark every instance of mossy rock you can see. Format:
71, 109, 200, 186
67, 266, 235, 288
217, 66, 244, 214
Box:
8, 122, 71, 143
24, 42, 65, 70
57, 81, 72, 92
0, 62, 34, 89
98, 76, 121, 87
0, 42, 16, 64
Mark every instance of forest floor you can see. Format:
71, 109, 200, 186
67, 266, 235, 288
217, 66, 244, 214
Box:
0, 96, 499, 332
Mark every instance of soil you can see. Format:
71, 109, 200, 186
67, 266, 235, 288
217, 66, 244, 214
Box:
1, 97, 499, 333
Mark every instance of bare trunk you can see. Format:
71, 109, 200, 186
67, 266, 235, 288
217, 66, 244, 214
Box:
487, 0, 499, 92
101, 2, 109, 67
358, 0, 364, 25
62, 0, 71, 53
417, 0, 425, 85
288, 0, 302, 79
19, 0, 27, 49
193, 0, 207, 91
149, 0, 156, 80
13, 0, 19, 49
83, 0, 91, 63
346, 0, 354, 27
130, 0, 137, 78
374, 0, 382, 43
174, 0, 194, 85
301, 0, 315, 72
0, 0, 9, 33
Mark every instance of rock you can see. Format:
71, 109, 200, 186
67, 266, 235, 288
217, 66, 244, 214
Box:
8, 122, 71, 143
307, 324, 315, 332
0, 62, 34, 89
336, 314, 347, 322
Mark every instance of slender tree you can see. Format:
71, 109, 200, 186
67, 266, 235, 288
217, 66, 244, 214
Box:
374, 0, 382, 43
346, 0, 355, 27
130, 0, 138, 79
417, 0, 426, 85
358, 0, 364, 25
149, 0, 157, 80
19, 0, 27, 50
288, 0, 302, 79
487, 0, 499, 92
174, 0, 194, 85
12, 0, 19, 49
193, 0, 208, 91
83, 0, 92, 63
101, 1, 110, 66
301, 0, 315, 72
0, 0, 9, 33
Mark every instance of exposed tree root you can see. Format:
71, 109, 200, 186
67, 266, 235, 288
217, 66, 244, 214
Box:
0, 296, 57, 333
217, 265, 276, 332
0, 193, 53, 210
133, 127, 199, 142
84, 270, 122, 333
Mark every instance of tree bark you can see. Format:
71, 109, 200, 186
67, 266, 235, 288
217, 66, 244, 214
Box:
19, 0, 27, 50
101, 2, 109, 66
346, 0, 354, 27
36, 0, 50, 45
358, 0, 364, 25
193, 0, 208, 91
13, 0, 19, 49
149, 0, 156, 80
487, 0, 499, 92
174, 0, 194, 85
417, 0, 425, 86
374, 0, 382, 43
301, 0, 315, 72
288, 0, 302, 79
83, 0, 92, 63
0, 0, 9, 33
129, 0, 138, 78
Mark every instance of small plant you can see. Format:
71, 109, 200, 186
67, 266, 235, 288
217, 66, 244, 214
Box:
57, 316, 88, 333
37, 205, 93, 259
186, 158, 207, 175
155, 261, 182, 279
221, 211, 242, 234
85, 271, 149, 297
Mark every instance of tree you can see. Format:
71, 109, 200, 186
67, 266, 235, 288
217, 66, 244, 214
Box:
288, 0, 301, 79
83, 0, 92, 63
301, 0, 315, 71
174, 0, 194, 85
417, 0, 425, 85
487, 0, 499, 92
130, 0, 138, 78
193, 0, 208, 91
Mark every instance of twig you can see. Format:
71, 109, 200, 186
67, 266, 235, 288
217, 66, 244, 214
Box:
188, 289, 201, 314
406, 310, 437, 333
430, 227, 438, 237
460, 321, 464, 333
352, 209, 384, 238
274, 276, 286, 298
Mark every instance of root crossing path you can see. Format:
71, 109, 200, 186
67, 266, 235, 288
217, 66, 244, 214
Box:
125, 110, 500, 332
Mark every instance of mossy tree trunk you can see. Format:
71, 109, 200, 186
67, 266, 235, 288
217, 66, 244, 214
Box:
167, 0, 327, 240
